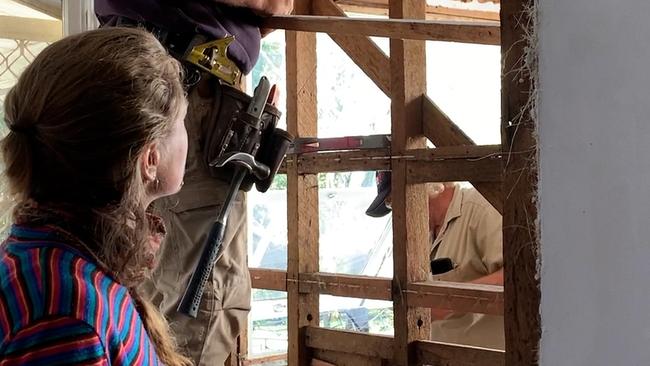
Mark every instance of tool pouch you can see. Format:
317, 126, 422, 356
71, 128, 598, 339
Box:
203, 81, 292, 192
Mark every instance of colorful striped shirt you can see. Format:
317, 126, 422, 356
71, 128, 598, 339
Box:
0, 225, 161, 365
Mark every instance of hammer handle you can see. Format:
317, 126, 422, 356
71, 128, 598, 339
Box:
177, 169, 246, 318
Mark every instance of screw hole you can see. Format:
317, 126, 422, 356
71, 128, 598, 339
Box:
307, 314, 313, 322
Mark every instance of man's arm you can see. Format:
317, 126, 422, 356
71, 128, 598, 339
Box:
470, 268, 503, 286
431, 269, 503, 320
213, 0, 294, 15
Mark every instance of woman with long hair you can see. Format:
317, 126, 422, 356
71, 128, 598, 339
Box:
0, 27, 193, 365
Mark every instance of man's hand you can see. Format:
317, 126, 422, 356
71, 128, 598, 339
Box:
470, 269, 504, 286
431, 307, 453, 321
213, 0, 294, 36
214, 0, 294, 15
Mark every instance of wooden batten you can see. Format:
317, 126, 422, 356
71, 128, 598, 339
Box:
291, 148, 391, 173
299, 272, 392, 301
311, 358, 338, 366
250, 268, 503, 315
250, 267, 287, 292
285, 144, 502, 177
414, 341, 505, 366
306, 327, 394, 360
313, 349, 383, 366
263, 15, 500, 45
333, 0, 500, 22
406, 282, 503, 315
286, 1, 320, 365
242, 353, 288, 366
407, 158, 502, 184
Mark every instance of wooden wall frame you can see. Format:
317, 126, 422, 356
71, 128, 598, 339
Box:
244, 0, 540, 365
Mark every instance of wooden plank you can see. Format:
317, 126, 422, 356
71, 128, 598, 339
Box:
422, 96, 503, 214
242, 353, 288, 366
13, 0, 62, 19
263, 15, 500, 45
312, 358, 337, 366
406, 282, 503, 315
414, 340, 505, 366
407, 144, 501, 160
250, 267, 287, 292
306, 327, 394, 360
312, 0, 391, 96
286, 1, 320, 365
299, 272, 392, 301
249, 269, 502, 315
284, 144, 502, 176
0, 15, 61, 42
313, 349, 383, 366
309, 328, 506, 365
422, 96, 475, 146
407, 156, 502, 183
389, 1, 430, 365
292, 148, 390, 173
334, 0, 500, 21
501, 0, 541, 364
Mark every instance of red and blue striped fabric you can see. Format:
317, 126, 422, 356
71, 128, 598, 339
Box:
0, 225, 161, 365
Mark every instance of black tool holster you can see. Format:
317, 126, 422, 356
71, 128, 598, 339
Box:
202, 81, 292, 192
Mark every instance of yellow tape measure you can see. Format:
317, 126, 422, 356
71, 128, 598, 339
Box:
185, 36, 242, 85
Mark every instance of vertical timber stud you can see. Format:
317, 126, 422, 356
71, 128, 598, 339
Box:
501, 0, 541, 365
389, 1, 431, 365
286, 1, 319, 366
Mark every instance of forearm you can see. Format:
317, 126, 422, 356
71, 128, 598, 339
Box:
429, 268, 502, 321
470, 268, 503, 286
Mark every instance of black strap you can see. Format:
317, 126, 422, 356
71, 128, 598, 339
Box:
113, 16, 204, 88
114, 16, 198, 58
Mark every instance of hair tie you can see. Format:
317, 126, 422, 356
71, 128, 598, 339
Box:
8, 123, 35, 135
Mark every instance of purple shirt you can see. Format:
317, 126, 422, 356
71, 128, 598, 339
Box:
94, 0, 262, 73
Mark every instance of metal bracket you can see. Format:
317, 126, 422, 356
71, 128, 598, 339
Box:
185, 36, 241, 85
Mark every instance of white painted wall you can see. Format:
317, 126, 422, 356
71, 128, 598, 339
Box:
538, 1, 650, 365
62, 0, 97, 36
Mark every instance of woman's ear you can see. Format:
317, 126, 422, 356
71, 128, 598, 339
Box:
140, 142, 161, 183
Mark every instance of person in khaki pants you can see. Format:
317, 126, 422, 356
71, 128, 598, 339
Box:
366, 172, 504, 350
95, 1, 293, 365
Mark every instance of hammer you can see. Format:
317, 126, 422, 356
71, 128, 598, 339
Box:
177, 77, 272, 318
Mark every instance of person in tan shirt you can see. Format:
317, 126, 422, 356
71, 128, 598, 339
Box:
97, 1, 294, 364
366, 172, 504, 350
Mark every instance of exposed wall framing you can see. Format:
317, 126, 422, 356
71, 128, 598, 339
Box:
3, 0, 541, 365
245, 0, 539, 365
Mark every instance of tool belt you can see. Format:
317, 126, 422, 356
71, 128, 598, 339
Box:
112, 17, 291, 192
204, 82, 291, 192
